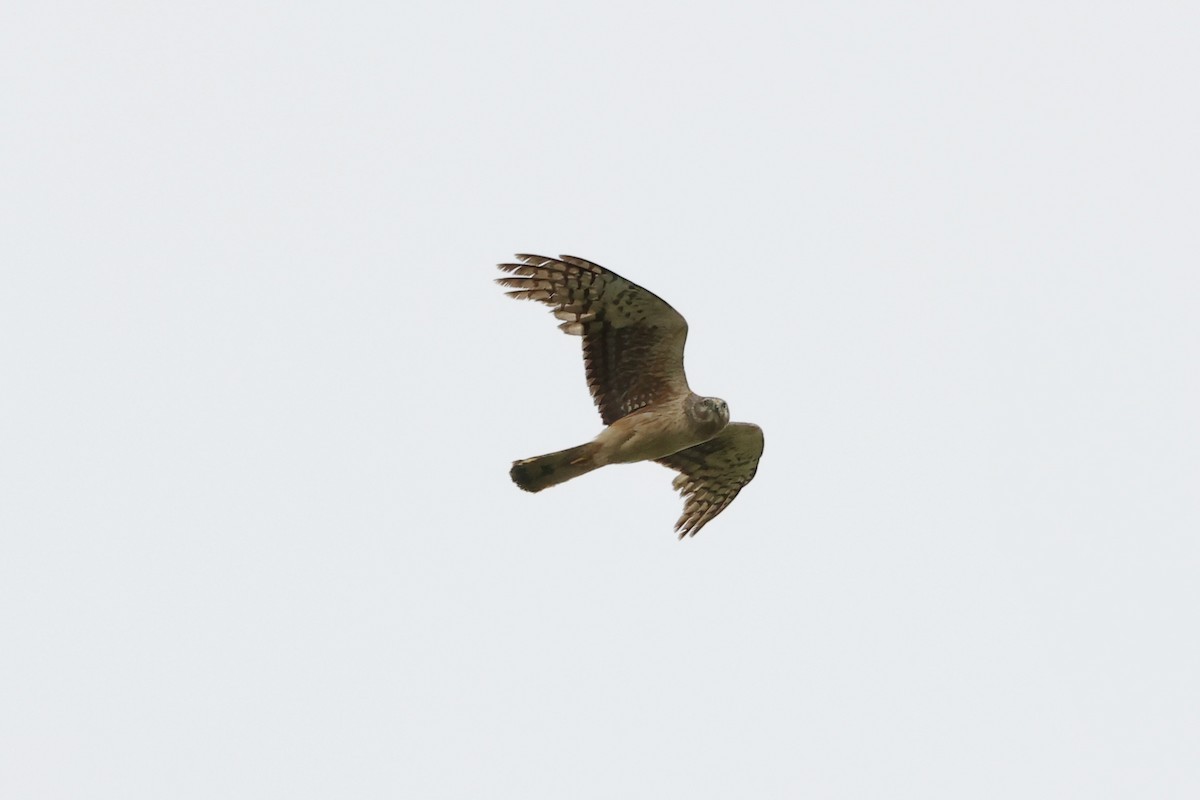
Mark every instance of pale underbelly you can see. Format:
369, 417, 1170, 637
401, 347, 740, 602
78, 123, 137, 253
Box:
594, 411, 709, 464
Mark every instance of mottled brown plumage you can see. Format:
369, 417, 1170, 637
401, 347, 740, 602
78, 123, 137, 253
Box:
497, 254, 764, 538
657, 423, 765, 537
497, 254, 689, 425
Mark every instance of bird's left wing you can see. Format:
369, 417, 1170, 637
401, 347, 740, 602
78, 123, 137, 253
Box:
656, 422, 765, 538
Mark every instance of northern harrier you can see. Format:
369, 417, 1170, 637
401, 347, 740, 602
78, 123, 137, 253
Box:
497, 254, 764, 538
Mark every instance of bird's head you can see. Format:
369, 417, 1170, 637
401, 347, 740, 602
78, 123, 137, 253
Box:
692, 395, 730, 437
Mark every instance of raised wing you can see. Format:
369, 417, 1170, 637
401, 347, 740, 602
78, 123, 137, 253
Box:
496, 254, 691, 425
657, 422, 765, 538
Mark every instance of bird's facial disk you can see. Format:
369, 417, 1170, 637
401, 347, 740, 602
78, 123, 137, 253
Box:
703, 397, 730, 425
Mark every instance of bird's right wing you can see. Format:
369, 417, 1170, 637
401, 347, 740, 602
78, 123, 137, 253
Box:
496, 254, 691, 425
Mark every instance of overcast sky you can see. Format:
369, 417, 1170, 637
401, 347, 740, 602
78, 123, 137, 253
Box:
2, 2, 1198, 798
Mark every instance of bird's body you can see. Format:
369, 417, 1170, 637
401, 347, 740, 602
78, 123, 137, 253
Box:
511, 393, 728, 493
497, 254, 764, 538
594, 393, 729, 465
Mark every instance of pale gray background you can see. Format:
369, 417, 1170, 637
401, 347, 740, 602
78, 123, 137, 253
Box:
2, 2, 1198, 798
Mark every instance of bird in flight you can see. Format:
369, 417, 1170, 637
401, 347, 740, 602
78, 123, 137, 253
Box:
496, 254, 764, 538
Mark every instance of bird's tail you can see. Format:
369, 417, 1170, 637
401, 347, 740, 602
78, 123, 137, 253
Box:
510, 442, 602, 492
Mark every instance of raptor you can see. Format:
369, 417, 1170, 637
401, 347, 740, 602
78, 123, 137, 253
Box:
496, 254, 764, 538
